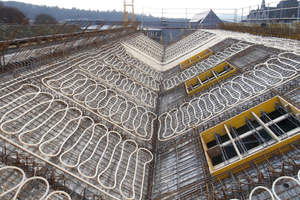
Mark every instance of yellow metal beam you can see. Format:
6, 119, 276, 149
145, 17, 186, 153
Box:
199, 96, 300, 179
180, 49, 213, 70
201, 96, 281, 144
185, 62, 237, 97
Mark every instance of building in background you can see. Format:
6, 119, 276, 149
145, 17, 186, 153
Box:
247, 0, 299, 23
189, 10, 223, 29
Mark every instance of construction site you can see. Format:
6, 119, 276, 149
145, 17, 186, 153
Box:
1, 0, 300, 199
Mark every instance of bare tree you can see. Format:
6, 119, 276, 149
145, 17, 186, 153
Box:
0, 6, 29, 24
34, 13, 57, 24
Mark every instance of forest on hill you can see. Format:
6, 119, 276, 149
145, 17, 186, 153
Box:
3, 1, 188, 22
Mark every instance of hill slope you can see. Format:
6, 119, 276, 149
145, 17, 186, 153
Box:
3, 1, 188, 22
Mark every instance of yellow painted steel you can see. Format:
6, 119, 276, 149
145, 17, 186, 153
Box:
180, 49, 213, 70
200, 134, 215, 173
199, 96, 300, 178
201, 97, 280, 144
279, 97, 300, 117
185, 62, 237, 97
123, 0, 134, 27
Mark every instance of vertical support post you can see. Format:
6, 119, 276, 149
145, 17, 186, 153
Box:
142, 7, 144, 30
234, 9, 237, 23
209, 9, 212, 28
268, 3, 270, 23
249, 6, 251, 23
280, 1, 283, 19
298, 1, 300, 21
185, 8, 188, 30
186, 8, 187, 19
132, 0, 134, 26
2, 52, 5, 66
242, 8, 244, 21
123, 0, 127, 27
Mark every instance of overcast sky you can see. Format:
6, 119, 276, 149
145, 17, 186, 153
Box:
0, 0, 274, 21
5, 0, 269, 18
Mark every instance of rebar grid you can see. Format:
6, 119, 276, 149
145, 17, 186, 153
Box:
281, 84, 300, 110
152, 127, 211, 200
42, 68, 157, 140
0, 164, 73, 200
162, 41, 251, 90
0, 144, 116, 199
0, 21, 160, 199
2, 24, 300, 200
1, 21, 139, 73
158, 51, 300, 141
210, 140, 300, 199
0, 40, 163, 141
122, 33, 165, 62
219, 23, 300, 41
0, 166, 25, 199
77, 41, 161, 85
122, 30, 216, 63
0, 35, 157, 199
0, 80, 153, 199
164, 30, 216, 62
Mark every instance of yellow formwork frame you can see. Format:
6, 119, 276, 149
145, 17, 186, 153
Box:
180, 49, 213, 70
200, 96, 300, 178
185, 62, 237, 97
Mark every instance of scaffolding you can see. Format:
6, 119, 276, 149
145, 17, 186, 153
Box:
124, 0, 134, 27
